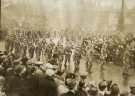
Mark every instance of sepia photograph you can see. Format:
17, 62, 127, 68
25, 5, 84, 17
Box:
0, 0, 135, 96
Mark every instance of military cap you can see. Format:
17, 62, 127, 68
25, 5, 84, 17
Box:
21, 56, 28, 63
99, 80, 107, 87
88, 86, 98, 95
80, 72, 88, 79
65, 73, 76, 80
98, 80, 107, 91
56, 70, 64, 76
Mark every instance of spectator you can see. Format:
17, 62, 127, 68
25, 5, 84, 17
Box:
110, 83, 120, 96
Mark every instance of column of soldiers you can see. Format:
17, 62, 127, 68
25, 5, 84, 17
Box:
0, 30, 135, 96
82, 34, 135, 79
4, 31, 135, 75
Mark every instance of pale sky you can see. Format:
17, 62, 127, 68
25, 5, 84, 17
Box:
41, 0, 135, 10
2, 0, 135, 9
2, 0, 135, 11
2, 0, 135, 31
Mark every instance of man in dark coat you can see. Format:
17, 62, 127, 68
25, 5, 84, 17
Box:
28, 42, 35, 59
75, 74, 87, 96
61, 73, 77, 96
36, 75, 58, 96
14, 40, 21, 59
109, 83, 120, 96
73, 47, 81, 73
64, 46, 72, 70
35, 41, 42, 61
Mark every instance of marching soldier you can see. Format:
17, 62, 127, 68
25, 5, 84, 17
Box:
20, 39, 27, 57
35, 40, 42, 61
14, 39, 21, 59
5, 34, 15, 53
57, 44, 64, 71
73, 47, 81, 73
85, 45, 94, 73
52, 46, 59, 65
122, 40, 135, 85
64, 45, 72, 71
44, 43, 53, 62
28, 42, 35, 59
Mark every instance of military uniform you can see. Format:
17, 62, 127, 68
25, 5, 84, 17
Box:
14, 40, 21, 59
20, 43, 27, 57
73, 48, 81, 73
52, 46, 59, 65
28, 43, 35, 59
44, 44, 53, 62
35, 42, 42, 61
64, 46, 72, 69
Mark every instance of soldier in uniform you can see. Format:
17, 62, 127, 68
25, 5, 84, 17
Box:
64, 46, 72, 70
28, 42, 35, 59
35, 40, 42, 61
21, 40, 27, 57
5, 38, 10, 53
5, 35, 14, 54
44, 43, 53, 62
57, 44, 64, 71
85, 45, 94, 73
52, 46, 59, 65
73, 47, 81, 73
14, 39, 21, 59
122, 40, 135, 85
